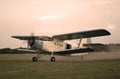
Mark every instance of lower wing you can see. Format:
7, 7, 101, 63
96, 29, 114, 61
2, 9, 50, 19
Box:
54, 48, 93, 56
17, 48, 93, 56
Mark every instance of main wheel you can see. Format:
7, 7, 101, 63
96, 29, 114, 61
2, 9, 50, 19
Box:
50, 57, 56, 62
32, 56, 37, 62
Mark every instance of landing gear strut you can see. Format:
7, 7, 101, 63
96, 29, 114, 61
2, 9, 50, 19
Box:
32, 51, 56, 62
50, 52, 56, 62
32, 50, 42, 62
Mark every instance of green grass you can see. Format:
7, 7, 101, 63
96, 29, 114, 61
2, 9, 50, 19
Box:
0, 55, 120, 79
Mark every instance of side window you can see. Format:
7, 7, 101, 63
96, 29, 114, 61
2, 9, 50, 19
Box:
65, 44, 72, 49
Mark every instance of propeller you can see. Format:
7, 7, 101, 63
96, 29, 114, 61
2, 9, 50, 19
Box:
22, 32, 36, 49
27, 32, 36, 48
22, 32, 54, 49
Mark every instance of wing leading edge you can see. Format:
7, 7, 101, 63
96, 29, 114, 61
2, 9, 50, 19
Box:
11, 36, 54, 41
11, 36, 39, 40
53, 29, 111, 40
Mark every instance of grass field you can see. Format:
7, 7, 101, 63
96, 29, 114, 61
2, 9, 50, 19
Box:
0, 54, 120, 79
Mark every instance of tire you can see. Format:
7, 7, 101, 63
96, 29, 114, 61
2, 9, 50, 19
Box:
32, 56, 37, 62
51, 57, 56, 62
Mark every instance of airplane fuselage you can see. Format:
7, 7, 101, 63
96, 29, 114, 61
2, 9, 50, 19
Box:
33, 40, 71, 53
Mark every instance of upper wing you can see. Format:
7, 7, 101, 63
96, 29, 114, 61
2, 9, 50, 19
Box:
11, 36, 39, 40
11, 36, 53, 41
53, 29, 111, 40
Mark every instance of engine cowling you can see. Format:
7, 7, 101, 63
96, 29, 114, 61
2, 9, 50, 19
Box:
28, 40, 35, 48
28, 39, 43, 50
34, 40, 43, 50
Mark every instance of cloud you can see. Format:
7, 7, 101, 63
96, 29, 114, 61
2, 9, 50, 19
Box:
81, 0, 112, 5
106, 25, 117, 30
38, 15, 62, 20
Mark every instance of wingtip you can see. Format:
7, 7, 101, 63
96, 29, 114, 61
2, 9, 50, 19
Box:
104, 29, 111, 35
11, 36, 15, 38
98, 29, 111, 35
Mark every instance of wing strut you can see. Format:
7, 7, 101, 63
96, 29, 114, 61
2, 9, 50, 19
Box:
77, 36, 82, 48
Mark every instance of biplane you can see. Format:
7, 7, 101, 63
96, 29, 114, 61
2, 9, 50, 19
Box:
12, 29, 111, 62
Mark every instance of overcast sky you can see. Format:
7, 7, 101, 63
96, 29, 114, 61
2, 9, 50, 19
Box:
0, 0, 120, 48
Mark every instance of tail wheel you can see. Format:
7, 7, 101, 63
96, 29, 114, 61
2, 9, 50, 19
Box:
32, 56, 37, 62
51, 57, 56, 62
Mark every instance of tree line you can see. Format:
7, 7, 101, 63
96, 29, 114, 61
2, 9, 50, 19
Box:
0, 44, 120, 54
0, 48, 34, 54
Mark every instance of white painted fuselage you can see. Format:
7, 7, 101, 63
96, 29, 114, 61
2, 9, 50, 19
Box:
34, 40, 67, 53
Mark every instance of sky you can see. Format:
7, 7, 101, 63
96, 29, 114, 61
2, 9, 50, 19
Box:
0, 0, 120, 48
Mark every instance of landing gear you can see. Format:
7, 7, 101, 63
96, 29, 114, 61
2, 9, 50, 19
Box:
50, 52, 56, 62
32, 50, 56, 62
32, 50, 42, 62
50, 57, 56, 62
32, 56, 37, 62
